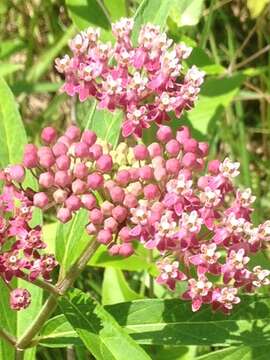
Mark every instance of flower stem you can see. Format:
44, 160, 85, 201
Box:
16, 239, 100, 350
0, 327, 17, 346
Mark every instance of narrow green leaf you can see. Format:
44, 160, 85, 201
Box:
196, 346, 270, 360
86, 108, 122, 148
0, 78, 42, 360
170, 0, 205, 27
59, 289, 152, 360
104, 0, 126, 21
56, 209, 89, 275
107, 296, 270, 346
65, 0, 111, 30
102, 268, 142, 305
0, 63, 24, 77
132, 0, 172, 44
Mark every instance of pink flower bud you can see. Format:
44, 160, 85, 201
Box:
112, 205, 128, 223
87, 173, 104, 190
166, 139, 181, 156
97, 229, 112, 244
157, 125, 173, 143
65, 125, 81, 141
39, 172, 54, 188
197, 175, 210, 190
109, 186, 125, 203
198, 142, 209, 157
166, 158, 181, 174
116, 169, 130, 186
24, 144, 37, 153
65, 195, 81, 211
8, 165, 25, 183
86, 223, 98, 235
183, 139, 198, 153
38, 148, 55, 168
81, 194, 96, 210
176, 126, 190, 144
96, 154, 113, 173
101, 201, 114, 216
148, 142, 163, 157
89, 144, 103, 160
89, 208, 103, 225
123, 194, 138, 208
73, 163, 88, 179
58, 135, 72, 147
119, 243, 134, 257
57, 207, 72, 223
208, 160, 221, 174
152, 156, 165, 167
104, 180, 116, 190
53, 189, 68, 204
52, 142, 68, 157
23, 151, 38, 168
74, 142, 89, 158
143, 184, 160, 200
128, 168, 140, 181
10, 288, 31, 310
56, 155, 71, 170
72, 179, 87, 194
109, 244, 120, 256
139, 166, 153, 181
33, 192, 49, 208
119, 226, 131, 242
81, 130, 97, 146
154, 166, 167, 181
133, 144, 149, 160
104, 217, 118, 232
41, 127, 57, 144
182, 152, 197, 168
54, 170, 72, 188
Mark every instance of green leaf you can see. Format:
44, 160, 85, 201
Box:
39, 315, 82, 348
0, 78, 42, 360
56, 209, 89, 276
170, 0, 205, 27
86, 108, 122, 148
0, 39, 26, 60
107, 296, 270, 346
104, 0, 126, 21
196, 346, 270, 360
0, 63, 24, 77
102, 268, 142, 305
26, 26, 76, 83
186, 74, 244, 135
132, 0, 172, 44
247, 0, 270, 18
58, 288, 152, 360
65, 0, 111, 30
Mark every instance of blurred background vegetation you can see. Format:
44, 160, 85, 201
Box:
0, 0, 270, 359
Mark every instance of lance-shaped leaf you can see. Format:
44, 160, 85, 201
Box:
0, 77, 42, 360
196, 345, 270, 360
58, 288, 151, 360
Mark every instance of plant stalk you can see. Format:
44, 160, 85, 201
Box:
16, 239, 100, 350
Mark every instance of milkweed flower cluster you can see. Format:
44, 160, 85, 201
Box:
55, 18, 204, 138
1, 124, 269, 313
0, 182, 57, 310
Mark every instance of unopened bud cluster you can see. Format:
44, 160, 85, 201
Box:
1, 124, 269, 313
55, 18, 204, 138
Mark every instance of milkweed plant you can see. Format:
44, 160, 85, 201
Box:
0, 17, 269, 357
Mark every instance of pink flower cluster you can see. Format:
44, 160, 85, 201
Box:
55, 18, 204, 138
0, 183, 57, 310
1, 124, 269, 313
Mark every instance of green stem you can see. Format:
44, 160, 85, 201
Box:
16, 239, 100, 350
0, 327, 17, 346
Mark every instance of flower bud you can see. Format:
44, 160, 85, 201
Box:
119, 243, 134, 257
96, 154, 113, 173
208, 160, 221, 174
123, 194, 138, 208
109, 244, 120, 256
41, 127, 57, 144
143, 184, 160, 200
33, 192, 49, 208
86, 223, 98, 235
52, 142, 68, 157
182, 152, 197, 168
133, 144, 149, 160
81, 194, 96, 210
89, 208, 103, 225
183, 139, 198, 153
39, 172, 54, 188
148, 142, 162, 157
74, 142, 89, 158
8, 165, 25, 183
72, 179, 87, 194
65, 195, 82, 211
81, 130, 97, 146
166, 158, 181, 174
157, 125, 173, 143
112, 205, 128, 223
65, 125, 81, 141
166, 139, 181, 156
176, 126, 190, 143
97, 229, 112, 244
116, 169, 130, 186
104, 217, 118, 232
109, 186, 125, 203
56, 155, 71, 170
89, 144, 103, 160
57, 207, 72, 223
139, 166, 153, 181
54, 170, 72, 188
10, 288, 31, 311
53, 189, 68, 204
87, 173, 104, 190
101, 201, 114, 216
73, 163, 88, 179
119, 226, 131, 242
